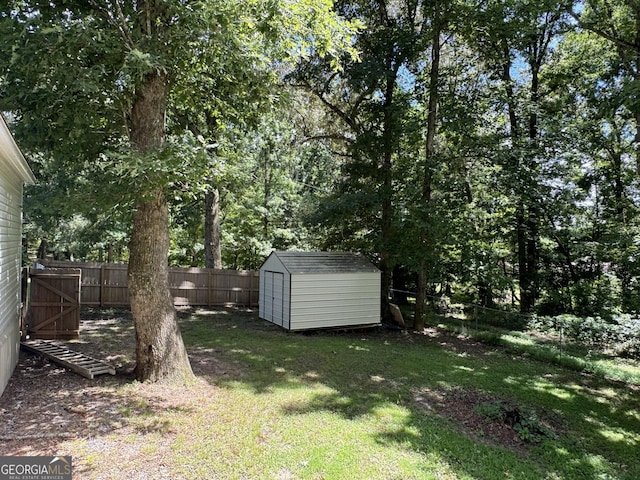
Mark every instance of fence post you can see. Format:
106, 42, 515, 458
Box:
208, 269, 213, 307
100, 263, 106, 308
21, 267, 29, 339
247, 272, 253, 308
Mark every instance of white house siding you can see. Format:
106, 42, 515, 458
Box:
289, 273, 381, 330
0, 160, 25, 396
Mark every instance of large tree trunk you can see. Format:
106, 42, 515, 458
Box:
204, 187, 222, 269
37, 238, 48, 260
129, 189, 193, 382
127, 71, 193, 383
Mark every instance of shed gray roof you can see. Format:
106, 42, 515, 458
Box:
269, 251, 379, 274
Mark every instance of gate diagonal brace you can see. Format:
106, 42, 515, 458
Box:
21, 339, 116, 380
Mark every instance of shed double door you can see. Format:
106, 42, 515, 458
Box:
263, 271, 284, 327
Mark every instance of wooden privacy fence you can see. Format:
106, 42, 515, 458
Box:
38, 260, 259, 308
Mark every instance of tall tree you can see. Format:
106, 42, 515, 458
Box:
1, 0, 358, 382
292, 0, 425, 320
467, 0, 567, 312
414, 0, 449, 330
570, 0, 640, 174
540, 25, 640, 314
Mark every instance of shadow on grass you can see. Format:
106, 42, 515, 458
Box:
179, 307, 640, 480
0, 308, 190, 479
6, 306, 636, 479
0, 352, 185, 445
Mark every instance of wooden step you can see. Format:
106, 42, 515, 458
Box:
21, 340, 116, 380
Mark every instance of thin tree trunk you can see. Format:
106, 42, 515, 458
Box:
415, 16, 441, 331
415, 260, 427, 330
517, 206, 535, 312
525, 208, 538, 309
502, 41, 539, 313
380, 148, 393, 322
127, 71, 193, 383
204, 187, 222, 269
635, 87, 640, 176
37, 238, 48, 260
612, 150, 624, 218
522, 60, 541, 312
379, 55, 397, 323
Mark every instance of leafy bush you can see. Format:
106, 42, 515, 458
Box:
610, 316, 640, 358
474, 401, 557, 443
528, 314, 640, 359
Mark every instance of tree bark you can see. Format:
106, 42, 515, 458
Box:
379, 52, 397, 323
502, 40, 540, 313
127, 71, 193, 383
414, 15, 441, 331
204, 187, 222, 269
37, 238, 48, 260
634, 109, 640, 177
129, 189, 193, 382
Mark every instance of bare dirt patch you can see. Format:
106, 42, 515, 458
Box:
0, 308, 235, 479
0, 309, 139, 457
413, 386, 563, 452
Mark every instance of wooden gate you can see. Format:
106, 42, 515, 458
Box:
27, 268, 81, 339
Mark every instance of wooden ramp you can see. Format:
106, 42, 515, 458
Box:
21, 340, 116, 379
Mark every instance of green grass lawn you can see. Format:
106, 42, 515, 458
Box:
435, 315, 640, 386
68, 308, 639, 479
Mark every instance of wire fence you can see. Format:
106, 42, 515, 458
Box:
389, 288, 533, 331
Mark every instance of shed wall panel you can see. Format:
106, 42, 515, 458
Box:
289, 273, 380, 330
262, 271, 274, 322
259, 270, 266, 319
272, 272, 284, 326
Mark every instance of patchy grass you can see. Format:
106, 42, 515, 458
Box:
1, 307, 639, 479
435, 315, 640, 386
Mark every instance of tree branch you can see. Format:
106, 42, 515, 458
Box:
291, 79, 360, 133
569, 9, 640, 53
89, 0, 134, 48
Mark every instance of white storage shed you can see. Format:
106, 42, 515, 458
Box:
259, 251, 381, 331
0, 114, 35, 397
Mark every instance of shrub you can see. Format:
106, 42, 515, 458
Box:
528, 314, 640, 359
474, 401, 557, 443
609, 315, 640, 358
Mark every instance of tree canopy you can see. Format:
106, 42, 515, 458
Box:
0, 0, 360, 382
2, 0, 639, 366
